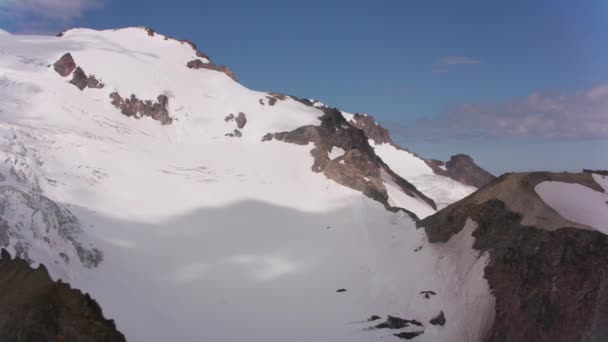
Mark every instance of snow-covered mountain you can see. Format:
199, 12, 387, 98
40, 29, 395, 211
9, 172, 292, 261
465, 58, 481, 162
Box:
3, 27, 604, 342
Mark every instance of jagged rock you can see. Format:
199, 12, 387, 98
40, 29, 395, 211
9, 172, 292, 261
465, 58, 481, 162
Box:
375, 315, 423, 329
145, 27, 155, 36
265, 92, 288, 106
423, 154, 495, 188
224, 113, 247, 129
420, 171, 608, 342
53, 53, 76, 77
394, 331, 424, 340
444, 154, 496, 188
368, 315, 381, 321
429, 311, 445, 326
235, 112, 247, 129
69, 67, 104, 91
0, 249, 125, 341
187, 59, 208, 69
224, 113, 235, 122
186, 59, 238, 81
349, 113, 393, 145
109, 92, 172, 125
85, 74, 104, 89
263, 107, 436, 217
225, 129, 242, 138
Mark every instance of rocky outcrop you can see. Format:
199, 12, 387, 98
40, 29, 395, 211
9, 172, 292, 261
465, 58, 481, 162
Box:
225, 112, 247, 129
225, 129, 242, 138
186, 59, 238, 81
424, 154, 495, 188
0, 249, 125, 341
53, 53, 76, 77
69, 67, 104, 91
344, 113, 495, 189
429, 311, 445, 326
265, 93, 288, 106
235, 112, 247, 129
110, 92, 172, 125
420, 171, 608, 342
445, 154, 495, 188
53, 53, 104, 91
349, 113, 393, 145
263, 107, 436, 218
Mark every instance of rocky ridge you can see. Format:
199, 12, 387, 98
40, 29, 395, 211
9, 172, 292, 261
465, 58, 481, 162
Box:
420, 171, 608, 342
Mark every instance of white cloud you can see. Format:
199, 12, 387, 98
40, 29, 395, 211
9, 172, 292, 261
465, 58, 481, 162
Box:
0, 0, 102, 22
401, 84, 608, 140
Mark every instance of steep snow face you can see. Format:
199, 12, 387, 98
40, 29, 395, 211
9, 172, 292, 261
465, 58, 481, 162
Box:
0, 28, 488, 341
372, 143, 476, 210
536, 173, 608, 234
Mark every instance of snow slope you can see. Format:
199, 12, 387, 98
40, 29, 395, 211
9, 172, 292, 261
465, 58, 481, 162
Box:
536, 173, 608, 234
0, 28, 492, 341
372, 143, 476, 210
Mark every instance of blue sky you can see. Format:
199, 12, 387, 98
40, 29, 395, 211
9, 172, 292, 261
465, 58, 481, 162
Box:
1, 0, 607, 174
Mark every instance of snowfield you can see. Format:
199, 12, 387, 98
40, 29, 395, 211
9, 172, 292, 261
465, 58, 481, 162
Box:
536, 173, 608, 234
0, 27, 494, 341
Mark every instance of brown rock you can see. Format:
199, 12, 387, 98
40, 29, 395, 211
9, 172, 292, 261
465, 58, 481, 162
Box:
0, 249, 125, 341
263, 107, 435, 218
53, 53, 76, 77
110, 92, 172, 125
349, 113, 393, 145
69, 67, 105, 91
420, 171, 608, 342
444, 154, 496, 188
186, 59, 238, 81
235, 112, 247, 129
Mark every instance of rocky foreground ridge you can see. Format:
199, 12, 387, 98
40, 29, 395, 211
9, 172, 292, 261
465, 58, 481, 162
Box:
421, 171, 608, 342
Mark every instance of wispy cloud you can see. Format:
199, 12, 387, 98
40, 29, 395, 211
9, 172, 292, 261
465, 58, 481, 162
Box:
0, 0, 103, 32
398, 84, 608, 140
438, 56, 481, 65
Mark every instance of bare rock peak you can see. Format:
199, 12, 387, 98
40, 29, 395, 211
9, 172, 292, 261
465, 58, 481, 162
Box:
53, 53, 76, 77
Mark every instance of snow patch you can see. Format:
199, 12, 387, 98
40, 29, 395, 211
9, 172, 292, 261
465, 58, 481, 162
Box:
535, 175, 608, 234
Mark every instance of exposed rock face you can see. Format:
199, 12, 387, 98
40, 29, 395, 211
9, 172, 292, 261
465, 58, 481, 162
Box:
52, 53, 76, 77
349, 113, 393, 145
263, 107, 436, 218
424, 154, 495, 188
235, 112, 247, 129
144, 27, 155, 36
225, 129, 242, 138
265, 92, 288, 106
420, 171, 608, 342
375, 316, 423, 329
186, 59, 238, 81
0, 249, 125, 341
225, 112, 247, 129
110, 92, 172, 125
429, 311, 445, 326
443, 154, 496, 188
344, 113, 495, 189
69, 67, 104, 91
